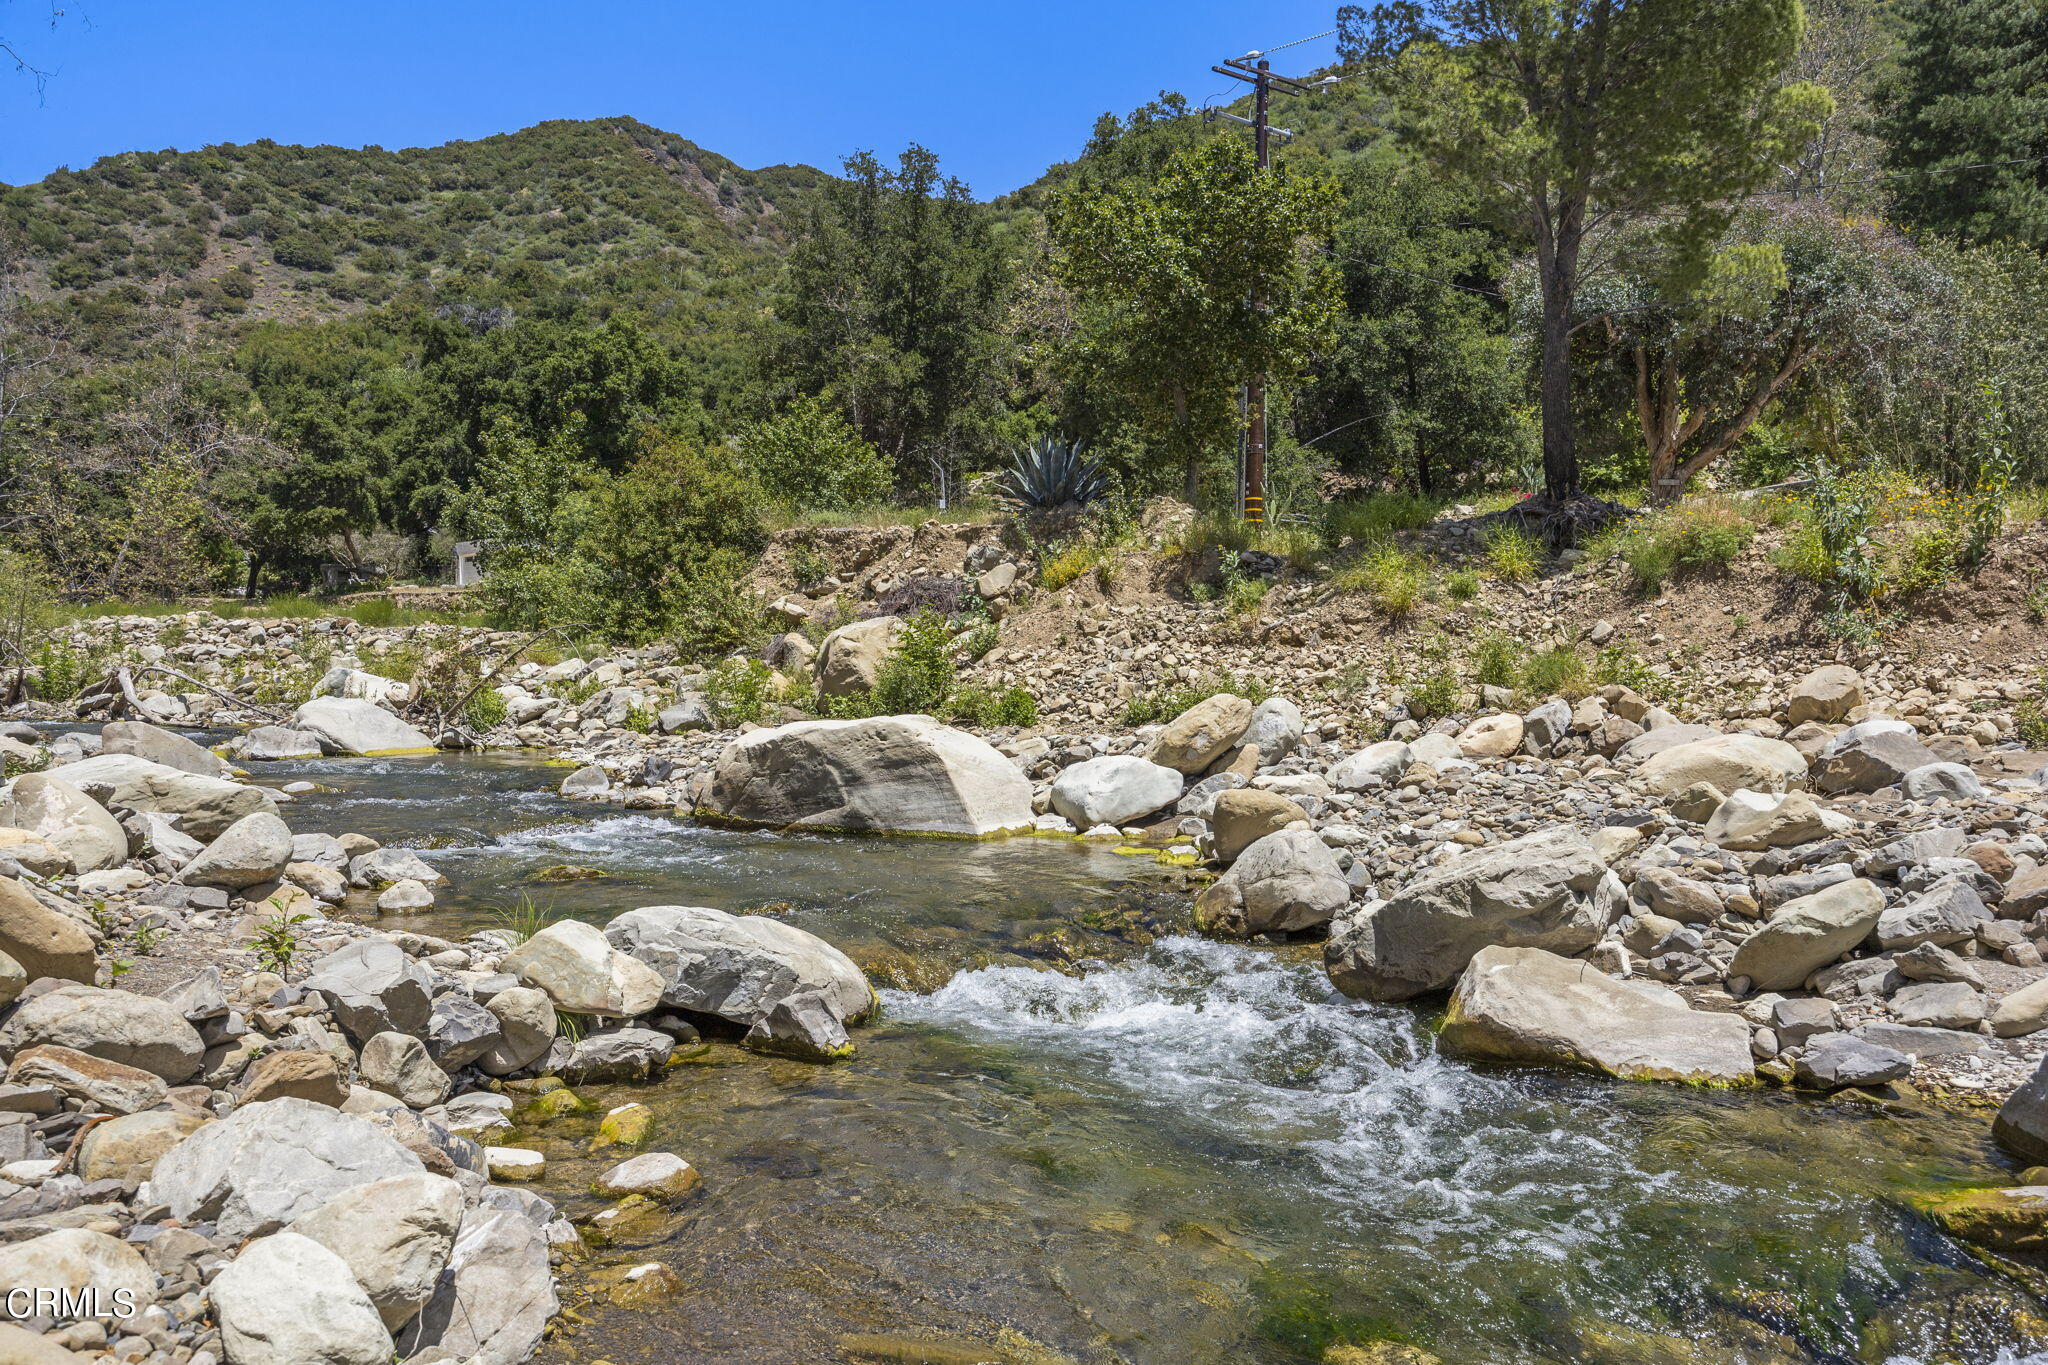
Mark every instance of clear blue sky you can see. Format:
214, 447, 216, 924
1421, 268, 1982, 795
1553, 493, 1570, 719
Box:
1, 1, 1343, 196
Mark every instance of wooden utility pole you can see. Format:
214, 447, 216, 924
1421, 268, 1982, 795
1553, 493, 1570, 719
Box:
1210, 52, 1315, 526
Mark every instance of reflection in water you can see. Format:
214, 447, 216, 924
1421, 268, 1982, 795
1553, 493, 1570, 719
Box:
266, 751, 2048, 1364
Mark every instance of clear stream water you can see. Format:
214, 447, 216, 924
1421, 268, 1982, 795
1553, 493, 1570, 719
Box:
252, 752, 2048, 1363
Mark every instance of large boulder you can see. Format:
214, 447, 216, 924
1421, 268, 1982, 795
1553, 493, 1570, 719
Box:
100, 720, 230, 778
312, 666, 410, 706
143, 1097, 425, 1239
398, 1184, 558, 1365
0, 827, 68, 878
1329, 741, 1410, 790
286, 1172, 464, 1331
1146, 694, 1254, 774
235, 726, 327, 761
1996, 1055, 2048, 1164
501, 918, 664, 1017
178, 811, 294, 890
606, 904, 874, 1027
1613, 723, 1719, 765
1240, 696, 1304, 764
0, 772, 127, 871
7, 1044, 167, 1114
1049, 755, 1184, 828
1702, 790, 1846, 851
1440, 946, 1754, 1085
702, 715, 1034, 837
1875, 875, 1992, 950
51, 752, 276, 840
0, 983, 204, 1081
1325, 828, 1624, 1002
1640, 734, 1807, 796
1784, 665, 1864, 726
813, 616, 902, 697
0, 875, 96, 982
478, 986, 557, 1077
1193, 829, 1350, 937
76, 1109, 212, 1184
291, 697, 437, 757
211, 1232, 393, 1365
0, 1229, 155, 1328
1209, 787, 1309, 862
1812, 719, 1939, 794
1455, 713, 1525, 758
360, 1031, 453, 1108
1725, 878, 1886, 991
302, 939, 433, 1043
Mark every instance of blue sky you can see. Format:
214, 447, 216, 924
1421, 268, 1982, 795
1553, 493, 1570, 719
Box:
1, 1, 1343, 195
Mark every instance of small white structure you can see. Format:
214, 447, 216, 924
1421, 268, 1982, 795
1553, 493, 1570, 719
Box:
453, 540, 487, 588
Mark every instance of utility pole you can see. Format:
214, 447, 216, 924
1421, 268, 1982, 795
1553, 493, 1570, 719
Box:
1210, 51, 1316, 526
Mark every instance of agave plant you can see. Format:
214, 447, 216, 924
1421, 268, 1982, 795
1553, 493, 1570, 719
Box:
1002, 434, 1105, 508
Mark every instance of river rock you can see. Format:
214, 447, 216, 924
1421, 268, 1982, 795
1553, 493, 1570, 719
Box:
1049, 754, 1184, 828
0, 875, 96, 983
0, 773, 127, 872
1614, 723, 1718, 764
478, 986, 557, 1076
292, 696, 437, 757
1793, 1032, 1912, 1090
100, 719, 230, 777
556, 1026, 675, 1082
349, 845, 446, 887
502, 918, 664, 1017
426, 990, 503, 1070
1913, 1186, 2048, 1255
1329, 741, 1410, 790
236, 725, 326, 761
1240, 696, 1304, 763
596, 1151, 702, 1200
1640, 734, 1807, 796
360, 1031, 453, 1108
1892, 980, 1985, 1029
813, 616, 901, 697
76, 1108, 211, 1184
1455, 713, 1525, 758
235, 1047, 349, 1107
145, 1096, 425, 1238
212, 1231, 393, 1365
1997, 1056, 2048, 1163
286, 1171, 464, 1331
399, 1184, 558, 1365
53, 752, 277, 840
1875, 875, 1992, 949
1440, 945, 1753, 1084
1784, 665, 1864, 725
177, 810, 294, 890
1813, 719, 1939, 794
1703, 790, 1844, 851
0, 1229, 154, 1326
704, 715, 1034, 836
1725, 878, 1885, 992
1193, 829, 1350, 937
0, 1324, 87, 1362
7, 1044, 166, 1114
1900, 762, 1986, 802
0, 983, 204, 1081
744, 989, 854, 1060
303, 939, 434, 1042
0, 827, 68, 878
1147, 694, 1254, 774
1993, 977, 2048, 1037
0, 948, 22, 1008
606, 904, 874, 1027
1209, 788, 1308, 863
1326, 828, 1624, 1001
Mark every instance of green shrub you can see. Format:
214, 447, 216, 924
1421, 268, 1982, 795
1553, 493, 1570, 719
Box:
1482, 525, 1540, 583
703, 657, 773, 726
1326, 493, 1443, 542
1405, 667, 1461, 721
1471, 634, 1518, 688
869, 609, 956, 715
2018, 696, 2048, 749
620, 704, 657, 733
1593, 643, 1660, 694
1616, 500, 1757, 593
946, 684, 1039, 728
739, 398, 893, 512
463, 685, 510, 730
1333, 541, 1431, 619
1444, 570, 1480, 602
1521, 645, 1589, 699
1121, 674, 1272, 727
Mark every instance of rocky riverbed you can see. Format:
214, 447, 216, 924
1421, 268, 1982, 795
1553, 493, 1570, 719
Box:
3, 600, 2048, 1363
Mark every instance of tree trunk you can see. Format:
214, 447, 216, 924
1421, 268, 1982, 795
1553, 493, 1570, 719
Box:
1538, 266, 1578, 501
244, 552, 264, 603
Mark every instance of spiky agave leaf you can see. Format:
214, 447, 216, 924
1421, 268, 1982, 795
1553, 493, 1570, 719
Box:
1002, 434, 1104, 507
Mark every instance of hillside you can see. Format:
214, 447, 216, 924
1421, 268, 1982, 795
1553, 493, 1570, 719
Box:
0, 116, 831, 330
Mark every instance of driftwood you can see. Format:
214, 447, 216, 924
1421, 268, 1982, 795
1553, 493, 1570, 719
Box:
404, 624, 593, 738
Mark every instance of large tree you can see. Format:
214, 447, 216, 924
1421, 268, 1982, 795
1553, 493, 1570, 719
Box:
1338, 0, 1828, 505
1883, 0, 2048, 250
777, 146, 1012, 498
1048, 135, 1342, 501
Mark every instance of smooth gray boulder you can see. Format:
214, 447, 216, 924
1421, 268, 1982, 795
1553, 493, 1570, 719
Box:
1640, 733, 1807, 796
478, 986, 556, 1077
398, 1184, 558, 1365
0, 875, 97, 983
349, 846, 446, 887
1146, 693, 1254, 774
501, 918, 664, 1017
1440, 945, 1753, 1085
0, 983, 204, 1082
1813, 719, 1939, 794
704, 715, 1034, 836
426, 991, 504, 1070
177, 811, 294, 890
606, 903, 874, 1027
812, 615, 901, 697
302, 939, 434, 1043
555, 1025, 675, 1082
285, 1172, 464, 1331
1325, 828, 1624, 1002
1794, 1032, 1912, 1090
292, 697, 437, 757
1240, 696, 1305, 763
211, 1231, 393, 1365
0, 771, 128, 872
236, 726, 326, 761
0, 1228, 155, 1328
51, 752, 276, 840
1193, 829, 1350, 936
360, 1031, 453, 1108
1875, 875, 1991, 950
1049, 754, 1184, 828
100, 720, 230, 778
1900, 762, 1986, 802
1329, 741, 1411, 790
1996, 1055, 2048, 1164
744, 990, 854, 1061
144, 1097, 425, 1238
1784, 664, 1864, 725
1613, 723, 1718, 765
1725, 879, 1886, 991
1522, 698, 1573, 753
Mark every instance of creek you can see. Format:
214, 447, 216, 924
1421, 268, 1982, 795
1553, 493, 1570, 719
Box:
269, 751, 2048, 1365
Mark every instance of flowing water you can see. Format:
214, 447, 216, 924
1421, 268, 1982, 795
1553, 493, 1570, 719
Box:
258, 753, 2048, 1362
